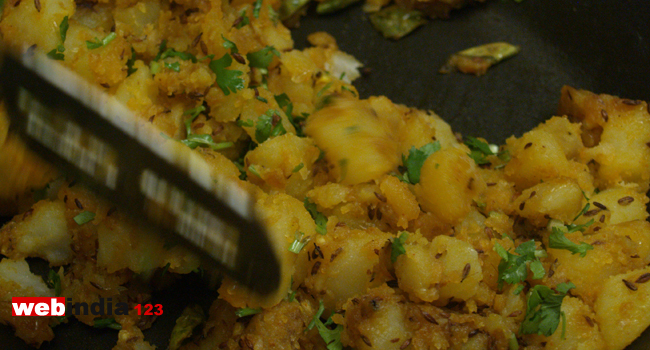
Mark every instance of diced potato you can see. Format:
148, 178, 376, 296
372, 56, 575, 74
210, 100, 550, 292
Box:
219, 192, 316, 309
304, 97, 401, 185
339, 285, 412, 350
0, 259, 54, 347
415, 146, 485, 225
587, 186, 648, 225
503, 128, 571, 190
513, 177, 584, 226
545, 220, 650, 306
0, 200, 72, 265
532, 116, 584, 160
303, 226, 393, 311
558, 86, 650, 192
594, 266, 650, 350
245, 133, 321, 199
0, 259, 53, 298
378, 175, 419, 228
395, 233, 482, 303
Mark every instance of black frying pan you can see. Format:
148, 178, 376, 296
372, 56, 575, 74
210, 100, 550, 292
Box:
1, 0, 649, 348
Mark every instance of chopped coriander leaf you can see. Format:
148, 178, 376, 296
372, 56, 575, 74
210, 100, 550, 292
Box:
247, 46, 280, 71
253, 0, 262, 18
315, 316, 343, 350
494, 240, 546, 290
549, 227, 594, 257
275, 93, 293, 117
236, 119, 254, 127
292, 163, 304, 173
254, 109, 286, 143
512, 284, 525, 295
465, 136, 495, 165
287, 289, 297, 302
565, 219, 594, 233
47, 49, 64, 61
126, 48, 138, 76
154, 40, 168, 61
164, 62, 181, 72
235, 307, 262, 317
401, 141, 441, 184
161, 262, 171, 277
168, 304, 205, 350
289, 231, 310, 254
304, 198, 328, 235
58, 16, 69, 49
391, 232, 409, 263
159, 48, 198, 62
316, 82, 333, 98
572, 202, 591, 222
221, 35, 238, 54
235, 9, 250, 29
248, 165, 261, 178
181, 136, 233, 150
268, 5, 279, 24
150, 61, 161, 74
184, 105, 206, 119
307, 300, 325, 330
47, 269, 62, 297
86, 32, 117, 49
93, 318, 122, 330
520, 282, 575, 337
256, 96, 268, 103
73, 211, 95, 225
209, 54, 245, 95
341, 85, 356, 97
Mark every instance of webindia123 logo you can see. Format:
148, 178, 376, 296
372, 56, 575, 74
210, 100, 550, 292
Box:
11, 297, 162, 317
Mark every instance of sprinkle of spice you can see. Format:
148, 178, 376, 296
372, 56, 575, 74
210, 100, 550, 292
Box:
374, 192, 387, 202
368, 206, 375, 220
34, 0, 40, 12
519, 201, 525, 210
311, 261, 321, 275
461, 263, 471, 282
361, 335, 372, 347
75, 198, 83, 209
623, 279, 638, 291
584, 209, 600, 217
584, 315, 594, 327
635, 273, 650, 284
618, 196, 634, 206
600, 109, 608, 122
390, 338, 400, 343
524, 142, 532, 149
400, 339, 411, 350
421, 311, 437, 324
529, 191, 536, 198
330, 247, 343, 262
376, 208, 382, 220
622, 99, 641, 105
232, 52, 246, 64
599, 215, 606, 223
192, 32, 203, 47
593, 202, 607, 210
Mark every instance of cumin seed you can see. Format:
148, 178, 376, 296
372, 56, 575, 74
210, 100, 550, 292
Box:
623, 279, 638, 291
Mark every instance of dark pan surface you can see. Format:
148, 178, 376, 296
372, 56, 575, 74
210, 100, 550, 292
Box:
1, 0, 650, 348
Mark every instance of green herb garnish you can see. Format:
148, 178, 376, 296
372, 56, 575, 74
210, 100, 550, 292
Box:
304, 198, 327, 235
73, 211, 95, 225
209, 54, 245, 95
494, 240, 546, 290
390, 232, 409, 263
93, 318, 122, 330
235, 307, 262, 317
399, 141, 441, 184
520, 282, 575, 337
86, 32, 117, 49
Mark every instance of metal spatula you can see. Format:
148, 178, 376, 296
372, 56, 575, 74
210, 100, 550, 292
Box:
0, 47, 281, 295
